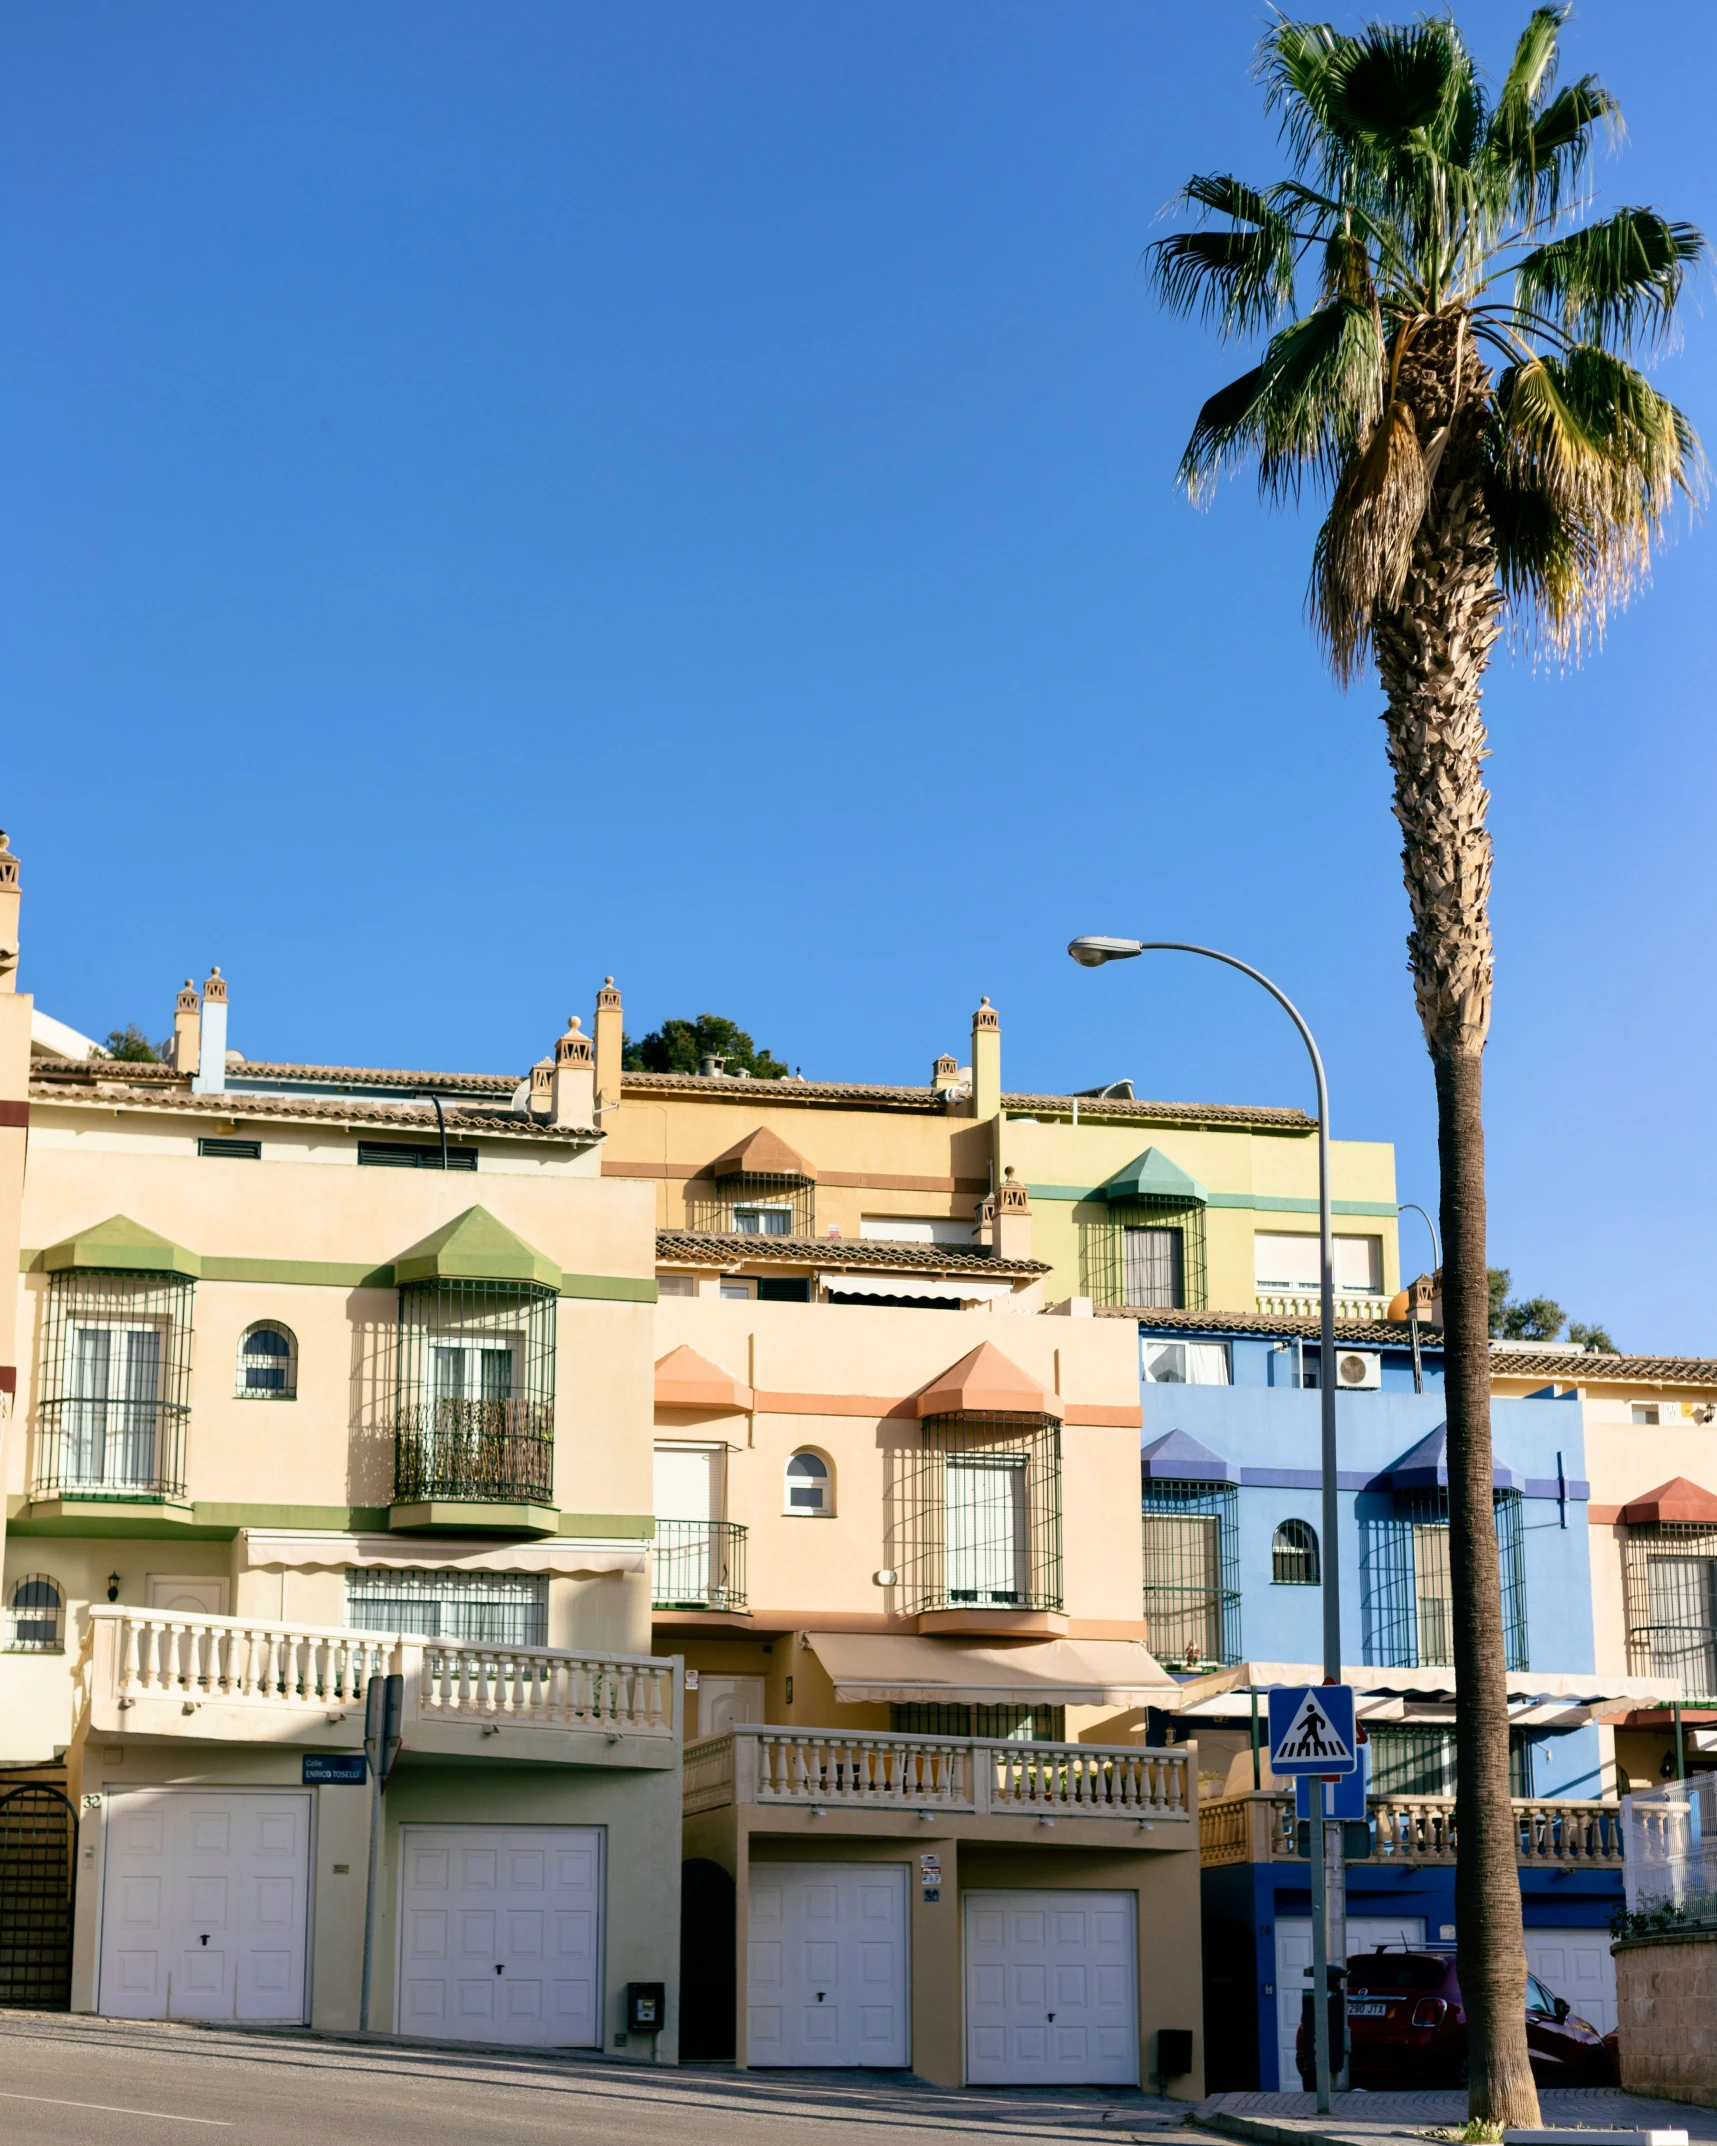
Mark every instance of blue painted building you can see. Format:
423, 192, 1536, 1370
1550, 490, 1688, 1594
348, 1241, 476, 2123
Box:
1135, 1313, 1626, 2089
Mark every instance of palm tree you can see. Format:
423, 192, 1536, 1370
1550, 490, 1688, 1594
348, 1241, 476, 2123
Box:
1146, 11, 1703, 2124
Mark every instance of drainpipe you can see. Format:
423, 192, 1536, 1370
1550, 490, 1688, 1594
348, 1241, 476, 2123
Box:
416, 1090, 448, 1172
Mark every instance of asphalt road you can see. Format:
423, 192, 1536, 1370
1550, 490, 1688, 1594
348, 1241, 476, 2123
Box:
0, 2015, 1209, 2146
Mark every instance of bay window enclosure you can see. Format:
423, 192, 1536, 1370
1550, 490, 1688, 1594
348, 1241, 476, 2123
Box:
901, 1411, 1062, 1616
34, 1269, 194, 1501
1081, 1200, 1207, 1310
1624, 1521, 1717, 1701
1141, 1479, 1241, 1668
393, 1277, 556, 1506
1367, 1488, 1529, 1671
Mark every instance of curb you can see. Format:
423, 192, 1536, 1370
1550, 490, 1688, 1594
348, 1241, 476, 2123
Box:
1197, 2111, 1354, 2146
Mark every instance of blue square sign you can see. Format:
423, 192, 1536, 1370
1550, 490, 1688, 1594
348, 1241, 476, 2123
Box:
1295, 1742, 1368, 1818
1267, 1685, 1358, 1776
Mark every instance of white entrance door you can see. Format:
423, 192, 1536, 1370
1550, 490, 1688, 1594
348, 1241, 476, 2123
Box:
1274, 1914, 1426, 2090
964, 1890, 1138, 2085
98, 1790, 310, 2021
147, 1576, 230, 1615
697, 1675, 766, 1738
397, 1826, 602, 2047
1527, 1930, 1618, 2036
747, 1863, 908, 2067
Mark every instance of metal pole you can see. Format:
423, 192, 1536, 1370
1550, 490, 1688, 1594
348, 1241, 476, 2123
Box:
1310, 1785, 1331, 2112
1251, 1688, 1262, 1791
360, 1678, 383, 2032
1675, 1699, 1686, 1782
1327, 1813, 1349, 2092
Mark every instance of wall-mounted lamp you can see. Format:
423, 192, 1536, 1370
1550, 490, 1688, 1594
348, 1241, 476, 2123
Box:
106, 1573, 121, 1603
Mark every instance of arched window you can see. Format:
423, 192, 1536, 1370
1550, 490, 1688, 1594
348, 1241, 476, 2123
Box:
237, 1321, 297, 1399
784, 1450, 832, 1516
1272, 1518, 1320, 1586
5, 1574, 65, 1652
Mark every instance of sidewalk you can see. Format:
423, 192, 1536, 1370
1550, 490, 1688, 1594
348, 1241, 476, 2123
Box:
1195, 2090, 1717, 2146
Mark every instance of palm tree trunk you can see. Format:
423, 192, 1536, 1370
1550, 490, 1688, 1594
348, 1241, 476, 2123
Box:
1374, 336, 1540, 2129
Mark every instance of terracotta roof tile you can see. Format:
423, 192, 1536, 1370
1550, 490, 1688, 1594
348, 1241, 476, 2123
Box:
654, 1229, 1046, 1278
1491, 1350, 1717, 1386
28, 1080, 599, 1143
1110, 1305, 1423, 1343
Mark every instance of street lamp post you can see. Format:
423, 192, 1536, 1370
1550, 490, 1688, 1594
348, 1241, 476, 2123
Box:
1068, 936, 1346, 2104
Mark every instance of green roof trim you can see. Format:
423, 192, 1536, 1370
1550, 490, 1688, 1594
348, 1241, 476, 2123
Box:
42, 1213, 202, 1279
1100, 1148, 1208, 1206
393, 1205, 562, 1289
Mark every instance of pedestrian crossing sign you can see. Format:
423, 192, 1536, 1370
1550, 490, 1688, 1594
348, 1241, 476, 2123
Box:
1267, 1684, 1357, 1776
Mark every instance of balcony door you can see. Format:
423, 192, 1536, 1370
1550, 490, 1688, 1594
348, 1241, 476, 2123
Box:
945, 1454, 1027, 1606
67, 1323, 163, 1490
654, 1445, 727, 1607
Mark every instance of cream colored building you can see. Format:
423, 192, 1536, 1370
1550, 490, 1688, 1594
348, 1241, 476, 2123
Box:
1492, 1346, 1717, 1789
0, 845, 1215, 2089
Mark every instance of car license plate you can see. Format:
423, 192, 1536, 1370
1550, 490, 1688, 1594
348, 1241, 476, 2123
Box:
1347, 2002, 1389, 2017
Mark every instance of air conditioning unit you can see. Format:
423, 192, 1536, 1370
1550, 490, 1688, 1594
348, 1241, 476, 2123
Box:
1335, 1350, 1381, 1390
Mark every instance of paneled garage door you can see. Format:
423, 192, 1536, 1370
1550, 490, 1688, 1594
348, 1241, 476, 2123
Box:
747, 1863, 908, 2067
397, 1825, 602, 2047
964, 1890, 1138, 2085
98, 1790, 311, 2021
1527, 1929, 1617, 2036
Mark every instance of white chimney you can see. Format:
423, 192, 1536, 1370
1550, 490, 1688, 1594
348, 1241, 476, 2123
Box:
552, 1016, 594, 1127
192, 968, 228, 1095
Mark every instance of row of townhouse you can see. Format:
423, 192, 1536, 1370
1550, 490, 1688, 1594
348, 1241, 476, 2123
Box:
2, 828, 1714, 2092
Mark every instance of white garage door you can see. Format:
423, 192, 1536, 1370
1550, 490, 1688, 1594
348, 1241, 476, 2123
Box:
1528, 1930, 1617, 2036
397, 1826, 602, 2047
747, 1863, 908, 2067
964, 1890, 1138, 2086
1274, 1915, 1425, 2090
98, 1789, 310, 2022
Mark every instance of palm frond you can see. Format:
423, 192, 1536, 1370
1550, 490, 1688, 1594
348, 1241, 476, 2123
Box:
1148, 176, 1299, 337
1176, 295, 1385, 505
1312, 391, 1429, 680
1324, 19, 1480, 167
1257, 21, 1350, 188
1489, 346, 1705, 652
1485, 75, 1617, 220
1516, 208, 1706, 348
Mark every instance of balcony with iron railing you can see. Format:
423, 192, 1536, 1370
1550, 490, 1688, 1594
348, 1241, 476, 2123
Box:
1199, 1788, 1624, 1871
391, 1397, 556, 1530
651, 1520, 748, 1613
74, 1604, 678, 1766
685, 1722, 1195, 1831
32, 1400, 191, 1510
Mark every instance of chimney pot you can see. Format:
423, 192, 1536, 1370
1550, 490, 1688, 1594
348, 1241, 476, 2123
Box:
193, 969, 230, 1094
594, 976, 623, 1114
171, 979, 201, 1077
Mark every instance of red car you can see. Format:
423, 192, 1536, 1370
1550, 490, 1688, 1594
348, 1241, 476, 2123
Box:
1297, 1948, 1614, 2089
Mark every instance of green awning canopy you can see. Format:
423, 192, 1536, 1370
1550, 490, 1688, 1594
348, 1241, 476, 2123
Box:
1100, 1147, 1208, 1206
43, 1213, 202, 1278
393, 1206, 563, 1290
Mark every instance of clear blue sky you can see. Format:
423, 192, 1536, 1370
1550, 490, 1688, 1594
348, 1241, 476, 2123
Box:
5, 3, 1713, 1352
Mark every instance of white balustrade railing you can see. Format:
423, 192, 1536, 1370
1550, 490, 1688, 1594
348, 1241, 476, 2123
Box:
1255, 1293, 1394, 1322
82, 1605, 675, 1744
91, 1605, 399, 1710
418, 1640, 672, 1734
1201, 1789, 1624, 1868
687, 1725, 1191, 1820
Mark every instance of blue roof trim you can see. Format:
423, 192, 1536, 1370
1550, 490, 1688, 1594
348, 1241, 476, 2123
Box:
1141, 1428, 1240, 1485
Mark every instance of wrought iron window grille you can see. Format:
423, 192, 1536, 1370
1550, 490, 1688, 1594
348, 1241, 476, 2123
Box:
1271, 1517, 1321, 1586
4, 1574, 65, 1653
651, 1520, 748, 1612
33, 1269, 194, 1502
392, 1277, 557, 1507
1142, 1478, 1242, 1668
236, 1320, 297, 1400
1079, 1199, 1207, 1310
0, 1785, 77, 2010
899, 1411, 1063, 1616
889, 1703, 1067, 1743
1366, 1722, 1538, 1799
1363, 1488, 1529, 1672
1623, 1520, 1717, 1703
688, 1171, 815, 1237
345, 1565, 549, 1648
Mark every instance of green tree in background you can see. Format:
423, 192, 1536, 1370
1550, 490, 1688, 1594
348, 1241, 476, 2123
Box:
623, 1014, 789, 1080
1147, 11, 1701, 2119
103, 1025, 164, 1062
1567, 1320, 1617, 1354
1488, 1266, 1615, 1348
